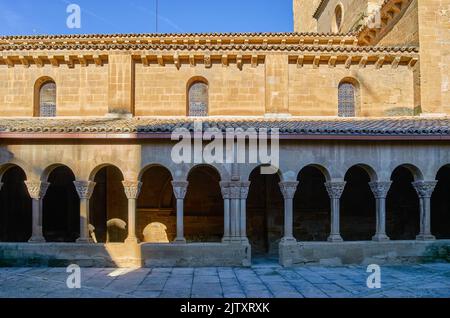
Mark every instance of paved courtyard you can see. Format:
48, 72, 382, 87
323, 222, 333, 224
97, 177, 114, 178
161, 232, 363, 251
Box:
0, 262, 449, 298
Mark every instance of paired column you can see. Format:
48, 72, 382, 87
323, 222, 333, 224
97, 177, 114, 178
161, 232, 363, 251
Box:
25, 181, 50, 243
279, 181, 299, 244
221, 181, 249, 243
325, 181, 346, 242
122, 181, 142, 244
220, 182, 231, 242
369, 181, 392, 242
413, 181, 437, 241
172, 181, 188, 244
73, 181, 96, 243
240, 182, 250, 243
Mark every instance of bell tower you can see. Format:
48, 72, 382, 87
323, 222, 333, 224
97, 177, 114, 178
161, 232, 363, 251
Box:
293, 0, 321, 33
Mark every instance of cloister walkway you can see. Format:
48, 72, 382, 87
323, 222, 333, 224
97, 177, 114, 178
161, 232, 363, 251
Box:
0, 263, 449, 298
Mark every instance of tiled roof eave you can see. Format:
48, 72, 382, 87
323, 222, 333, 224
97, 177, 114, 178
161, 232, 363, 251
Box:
0, 31, 356, 42
0, 117, 450, 140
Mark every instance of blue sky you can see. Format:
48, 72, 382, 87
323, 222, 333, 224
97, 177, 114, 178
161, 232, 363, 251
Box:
0, 0, 293, 36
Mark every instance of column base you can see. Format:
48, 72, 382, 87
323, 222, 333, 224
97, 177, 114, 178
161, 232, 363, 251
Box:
28, 236, 46, 243
280, 237, 297, 245
124, 237, 139, 244
173, 237, 187, 244
327, 234, 344, 243
229, 237, 245, 244
76, 237, 93, 244
416, 234, 436, 241
372, 234, 390, 242
222, 236, 231, 243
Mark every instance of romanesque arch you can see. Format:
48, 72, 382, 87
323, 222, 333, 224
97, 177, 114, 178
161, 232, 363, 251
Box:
137, 165, 175, 243
0, 165, 31, 242
184, 165, 223, 242
34, 76, 56, 117
42, 165, 79, 242
247, 166, 283, 256
293, 165, 331, 241
386, 165, 422, 240
340, 165, 376, 241
89, 164, 127, 243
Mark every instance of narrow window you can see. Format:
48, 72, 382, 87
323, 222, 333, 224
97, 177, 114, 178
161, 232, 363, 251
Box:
338, 82, 356, 117
335, 5, 343, 32
188, 80, 208, 117
39, 81, 56, 117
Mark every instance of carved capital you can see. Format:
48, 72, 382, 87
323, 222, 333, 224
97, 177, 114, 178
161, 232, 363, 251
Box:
228, 182, 242, 199
73, 181, 96, 200
240, 181, 251, 200
171, 181, 189, 200
25, 181, 50, 200
122, 181, 142, 200
279, 181, 299, 200
325, 181, 346, 199
412, 181, 438, 199
220, 181, 231, 200
369, 181, 392, 199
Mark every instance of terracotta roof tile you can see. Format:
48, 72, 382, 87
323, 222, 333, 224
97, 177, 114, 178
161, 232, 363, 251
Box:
0, 117, 449, 136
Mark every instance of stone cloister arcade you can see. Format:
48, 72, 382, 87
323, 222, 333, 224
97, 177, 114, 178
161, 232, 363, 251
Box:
1, 153, 450, 266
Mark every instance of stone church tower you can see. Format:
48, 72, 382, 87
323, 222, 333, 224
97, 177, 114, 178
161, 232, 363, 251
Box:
294, 0, 450, 115
293, 0, 322, 32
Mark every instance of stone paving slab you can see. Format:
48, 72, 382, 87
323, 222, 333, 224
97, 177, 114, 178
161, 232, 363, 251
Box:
0, 263, 449, 298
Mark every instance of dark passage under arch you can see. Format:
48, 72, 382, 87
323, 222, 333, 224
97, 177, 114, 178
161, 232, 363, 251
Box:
431, 166, 450, 239
247, 168, 283, 256
137, 166, 175, 243
0, 166, 31, 242
293, 166, 330, 241
386, 167, 420, 240
43, 166, 79, 242
185, 166, 223, 242
340, 166, 376, 241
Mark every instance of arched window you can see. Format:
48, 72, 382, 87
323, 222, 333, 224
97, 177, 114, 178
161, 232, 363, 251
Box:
188, 79, 208, 117
38, 80, 56, 117
338, 81, 356, 117
333, 4, 343, 33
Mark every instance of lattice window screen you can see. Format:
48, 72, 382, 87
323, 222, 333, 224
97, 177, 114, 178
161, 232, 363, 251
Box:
188, 82, 208, 117
39, 82, 56, 117
338, 82, 356, 117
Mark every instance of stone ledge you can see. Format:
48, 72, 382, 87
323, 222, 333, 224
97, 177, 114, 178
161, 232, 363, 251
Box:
0, 242, 251, 268
279, 240, 450, 267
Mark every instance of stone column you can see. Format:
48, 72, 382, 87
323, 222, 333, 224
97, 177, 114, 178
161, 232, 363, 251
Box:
325, 181, 346, 242
413, 181, 437, 241
0, 182, 3, 191
73, 181, 96, 243
229, 182, 242, 243
220, 182, 231, 243
279, 181, 299, 244
240, 182, 251, 243
172, 180, 188, 244
122, 181, 142, 244
369, 181, 392, 242
25, 181, 50, 243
